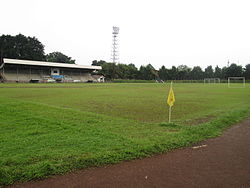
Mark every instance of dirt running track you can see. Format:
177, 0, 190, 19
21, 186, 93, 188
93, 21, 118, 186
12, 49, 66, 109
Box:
10, 118, 250, 188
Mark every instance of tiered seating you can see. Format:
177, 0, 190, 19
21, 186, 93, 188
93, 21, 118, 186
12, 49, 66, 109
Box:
3, 72, 43, 82
63, 73, 94, 82
4, 73, 19, 81
3, 70, 94, 83
30, 74, 42, 80
17, 74, 31, 82
63, 75, 73, 82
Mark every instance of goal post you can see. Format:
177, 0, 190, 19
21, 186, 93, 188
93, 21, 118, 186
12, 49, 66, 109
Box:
227, 77, 245, 88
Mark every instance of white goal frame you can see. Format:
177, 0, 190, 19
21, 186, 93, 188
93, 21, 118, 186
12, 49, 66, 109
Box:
204, 78, 220, 84
227, 77, 246, 88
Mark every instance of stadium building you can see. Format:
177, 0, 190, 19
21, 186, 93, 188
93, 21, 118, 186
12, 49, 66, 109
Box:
0, 58, 104, 83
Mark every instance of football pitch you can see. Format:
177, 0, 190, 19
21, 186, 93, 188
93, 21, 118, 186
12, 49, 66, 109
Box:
1, 83, 250, 185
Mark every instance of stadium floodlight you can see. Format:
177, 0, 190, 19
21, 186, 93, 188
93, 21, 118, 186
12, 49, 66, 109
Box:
227, 77, 245, 88
111, 26, 119, 63
204, 78, 220, 84
112, 26, 119, 34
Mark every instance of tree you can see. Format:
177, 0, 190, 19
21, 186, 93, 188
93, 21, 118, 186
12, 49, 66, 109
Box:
90, 60, 247, 81
138, 65, 156, 80
116, 64, 128, 79
147, 64, 159, 80
189, 66, 204, 80
204, 65, 214, 78
168, 66, 178, 80
159, 65, 169, 80
214, 65, 222, 78
93, 61, 138, 80
99, 63, 117, 80
138, 66, 147, 80
221, 66, 227, 79
177, 65, 191, 80
46, 51, 75, 64
225, 63, 243, 77
0, 34, 46, 61
92, 60, 107, 66
243, 64, 250, 79
126, 64, 138, 79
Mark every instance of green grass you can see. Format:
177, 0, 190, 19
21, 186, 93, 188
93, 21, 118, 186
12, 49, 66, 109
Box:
0, 83, 250, 186
113, 79, 155, 83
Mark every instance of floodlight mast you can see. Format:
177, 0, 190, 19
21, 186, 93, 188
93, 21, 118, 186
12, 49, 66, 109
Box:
111, 26, 119, 63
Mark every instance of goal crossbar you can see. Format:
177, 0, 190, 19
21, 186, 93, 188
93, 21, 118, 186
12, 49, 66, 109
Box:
227, 77, 245, 88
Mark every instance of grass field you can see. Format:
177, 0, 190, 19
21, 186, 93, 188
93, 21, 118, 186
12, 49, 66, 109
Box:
1, 83, 250, 185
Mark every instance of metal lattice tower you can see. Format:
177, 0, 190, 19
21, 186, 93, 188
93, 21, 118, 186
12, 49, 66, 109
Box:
111, 26, 119, 63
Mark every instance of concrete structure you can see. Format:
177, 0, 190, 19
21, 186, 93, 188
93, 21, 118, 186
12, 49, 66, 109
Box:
0, 58, 102, 83
92, 75, 105, 83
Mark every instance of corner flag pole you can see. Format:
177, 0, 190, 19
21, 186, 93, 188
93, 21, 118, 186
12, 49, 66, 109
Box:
169, 81, 173, 123
169, 105, 172, 123
167, 81, 175, 123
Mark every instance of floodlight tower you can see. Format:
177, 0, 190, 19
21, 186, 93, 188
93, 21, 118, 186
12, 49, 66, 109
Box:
111, 26, 119, 63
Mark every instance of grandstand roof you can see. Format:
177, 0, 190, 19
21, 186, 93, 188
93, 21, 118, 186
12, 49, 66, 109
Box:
3, 58, 102, 70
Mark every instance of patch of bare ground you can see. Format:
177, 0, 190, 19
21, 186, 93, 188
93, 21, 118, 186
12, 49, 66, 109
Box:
184, 115, 215, 126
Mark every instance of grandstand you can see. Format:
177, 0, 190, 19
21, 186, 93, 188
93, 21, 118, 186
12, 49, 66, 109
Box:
0, 58, 103, 83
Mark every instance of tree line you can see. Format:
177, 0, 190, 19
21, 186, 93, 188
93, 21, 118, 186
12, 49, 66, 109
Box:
92, 60, 250, 80
0, 34, 75, 64
1, 34, 249, 80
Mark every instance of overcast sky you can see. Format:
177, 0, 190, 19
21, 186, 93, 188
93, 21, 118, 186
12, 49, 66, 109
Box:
1, 0, 250, 69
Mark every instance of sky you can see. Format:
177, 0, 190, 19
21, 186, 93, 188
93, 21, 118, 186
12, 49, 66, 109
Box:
1, 0, 250, 70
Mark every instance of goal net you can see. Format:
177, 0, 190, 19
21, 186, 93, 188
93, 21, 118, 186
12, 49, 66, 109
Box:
204, 78, 220, 84
227, 77, 246, 88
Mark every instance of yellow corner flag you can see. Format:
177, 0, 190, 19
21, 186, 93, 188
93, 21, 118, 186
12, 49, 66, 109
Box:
167, 81, 175, 123
167, 82, 175, 107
